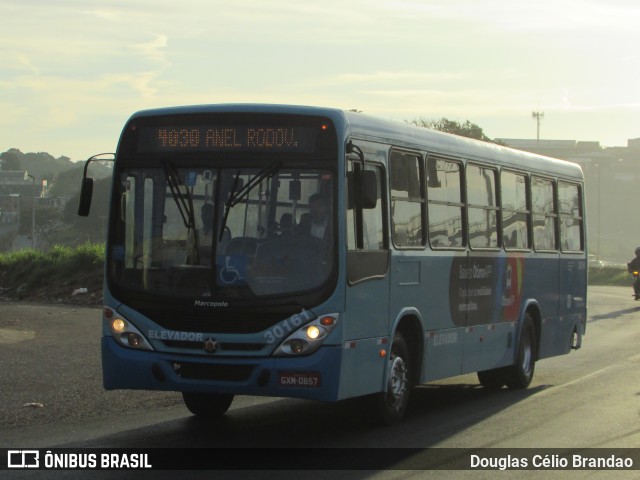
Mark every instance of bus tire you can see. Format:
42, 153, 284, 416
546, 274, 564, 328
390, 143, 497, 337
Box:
376, 332, 411, 424
182, 392, 234, 418
506, 314, 536, 389
477, 367, 508, 389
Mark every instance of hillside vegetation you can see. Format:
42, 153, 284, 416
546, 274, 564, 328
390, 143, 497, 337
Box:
0, 243, 104, 304
1, 148, 113, 250
1, 148, 112, 181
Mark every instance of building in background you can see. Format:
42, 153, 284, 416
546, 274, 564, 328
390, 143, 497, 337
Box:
0, 194, 21, 250
0, 171, 43, 251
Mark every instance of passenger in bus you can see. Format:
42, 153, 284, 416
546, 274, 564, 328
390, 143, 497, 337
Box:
298, 193, 331, 240
279, 213, 294, 236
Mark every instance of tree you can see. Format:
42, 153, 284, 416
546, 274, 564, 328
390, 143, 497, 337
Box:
48, 166, 84, 198
408, 117, 501, 144
0, 151, 22, 171
62, 176, 112, 244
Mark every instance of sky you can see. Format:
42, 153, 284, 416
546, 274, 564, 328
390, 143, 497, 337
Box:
2, 0, 640, 161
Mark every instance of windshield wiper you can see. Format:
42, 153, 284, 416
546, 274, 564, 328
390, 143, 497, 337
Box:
218, 161, 281, 241
163, 161, 200, 264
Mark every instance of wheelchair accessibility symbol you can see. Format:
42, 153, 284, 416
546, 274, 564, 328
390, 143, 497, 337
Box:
217, 255, 247, 286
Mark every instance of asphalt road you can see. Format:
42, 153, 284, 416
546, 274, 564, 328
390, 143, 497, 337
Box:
1, 286, 640, 479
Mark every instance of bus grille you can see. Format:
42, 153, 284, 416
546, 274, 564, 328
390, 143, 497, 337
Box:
163, 340, 264, 352
133, 306, 295, 333
174, 361, 255, 382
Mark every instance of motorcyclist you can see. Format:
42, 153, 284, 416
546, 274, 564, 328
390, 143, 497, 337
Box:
627, 247, 640, 300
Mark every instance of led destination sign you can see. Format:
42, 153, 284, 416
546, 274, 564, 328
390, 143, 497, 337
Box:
138, 125, 319, 153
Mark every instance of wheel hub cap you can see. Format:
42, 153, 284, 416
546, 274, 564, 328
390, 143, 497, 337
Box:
388, 356, 408, 407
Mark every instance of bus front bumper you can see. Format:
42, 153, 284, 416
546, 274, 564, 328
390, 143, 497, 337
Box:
101, 336, 342, 402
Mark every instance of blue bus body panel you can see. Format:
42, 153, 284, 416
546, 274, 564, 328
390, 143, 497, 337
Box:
338, 336, 388, 399
403, 250, 586, 382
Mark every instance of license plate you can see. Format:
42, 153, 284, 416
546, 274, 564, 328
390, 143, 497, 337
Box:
277, 371, 321, 388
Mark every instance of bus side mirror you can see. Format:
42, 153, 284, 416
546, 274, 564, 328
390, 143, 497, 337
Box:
76, 152, 115, 217
359, 170, 378, 209
77, 177, 94, 217
347, 170, 378, 209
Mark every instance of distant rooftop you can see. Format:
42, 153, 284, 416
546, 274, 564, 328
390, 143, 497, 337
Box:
494, 139, 609, 161
628, 138, 640, 149
496, 139, 579, 149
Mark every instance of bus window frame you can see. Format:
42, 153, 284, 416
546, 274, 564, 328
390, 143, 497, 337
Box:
425, 153, 467, 251
466, 162, 501, 252
501, 168, 532, 252
558, 180, 585, 254
531, 174, 559, 253
389, 148, 427, 251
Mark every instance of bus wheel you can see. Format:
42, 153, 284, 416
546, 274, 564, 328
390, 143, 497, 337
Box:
506, 314, 536, 389
182, 392, 234, 418
376, 333, 411, 424
477, 367, 508, 389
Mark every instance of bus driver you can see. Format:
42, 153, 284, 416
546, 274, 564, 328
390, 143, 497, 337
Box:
299, 193, 331, 240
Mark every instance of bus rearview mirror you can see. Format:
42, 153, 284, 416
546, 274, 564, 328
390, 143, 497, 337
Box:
77, 177, 94, 217
346, 170, 378, 210
359, 170, 378, 209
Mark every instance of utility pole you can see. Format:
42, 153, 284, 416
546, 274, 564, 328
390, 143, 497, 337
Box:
532, 111, 544, 143
27, 174, 35, 249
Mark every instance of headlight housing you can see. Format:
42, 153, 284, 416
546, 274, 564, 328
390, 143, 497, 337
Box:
104, 307, 153, 351
273, 314, 338, 356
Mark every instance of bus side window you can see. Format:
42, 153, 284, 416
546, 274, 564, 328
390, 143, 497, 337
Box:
467, 164, 498, 249
501, 171, 530, 250
531, 176, 558, 251
390, 151, 425, 247
427, 157, 464, 248
558, 182, 584, 252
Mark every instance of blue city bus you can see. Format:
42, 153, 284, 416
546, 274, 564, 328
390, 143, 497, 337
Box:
79, 104, 587, 423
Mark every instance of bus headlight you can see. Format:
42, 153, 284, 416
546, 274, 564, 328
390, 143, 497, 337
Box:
306, 325, 321, 340
104, 307, 154, 351
111, 318, 126, 334
273, 314, 338, 356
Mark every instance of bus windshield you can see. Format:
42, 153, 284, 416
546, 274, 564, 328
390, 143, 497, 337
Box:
108, 163, 335, 300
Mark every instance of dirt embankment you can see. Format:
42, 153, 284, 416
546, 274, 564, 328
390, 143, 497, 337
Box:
0, 269, 103, 306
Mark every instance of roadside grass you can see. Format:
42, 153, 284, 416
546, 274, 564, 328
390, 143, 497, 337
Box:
588, 267, 631, 287
0, 243, 104, 301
